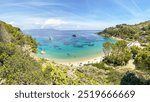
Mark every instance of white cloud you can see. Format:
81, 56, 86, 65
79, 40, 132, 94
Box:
0, 14, 115, 30
41, 19, 70, 28
39, 18, 113, 30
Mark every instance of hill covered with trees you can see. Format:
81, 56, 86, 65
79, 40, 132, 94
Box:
0, 21, 45, 84
96, 21, 150, 84
97, 21, 150, 70
97, 21, 150, 44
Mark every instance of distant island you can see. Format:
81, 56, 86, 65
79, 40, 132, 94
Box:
0, 20, 150, 85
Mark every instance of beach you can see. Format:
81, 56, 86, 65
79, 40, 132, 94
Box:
55, 53, 105, 67
31, 52, 105, 67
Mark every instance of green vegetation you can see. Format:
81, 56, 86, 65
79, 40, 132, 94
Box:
0, 21, 38, 52
0, 42, 45, 84
96, 21, 150, 85
97, 21, 150, 43
134, 44, 150, 70
43, 65, 79, 85
0, 21, 43, 84
98, 21, 150, 71
103, 40, 131, 66
121, 71, 150, 85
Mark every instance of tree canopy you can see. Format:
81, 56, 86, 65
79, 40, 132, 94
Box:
103, 40, 131, 66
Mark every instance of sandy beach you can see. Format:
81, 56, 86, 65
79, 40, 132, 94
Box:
56, 53, 105, 67
31, 52, 105, 67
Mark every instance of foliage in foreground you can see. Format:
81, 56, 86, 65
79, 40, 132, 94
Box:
0, 43, 45, 84
43, 65, 80, 85
121, 71, 150, 85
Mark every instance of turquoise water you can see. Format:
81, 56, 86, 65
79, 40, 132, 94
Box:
25, 30, 115, 62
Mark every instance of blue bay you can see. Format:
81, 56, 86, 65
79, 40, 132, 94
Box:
25, 30, 115, 63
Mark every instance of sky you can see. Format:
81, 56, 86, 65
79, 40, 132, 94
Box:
0, 0, 150, 30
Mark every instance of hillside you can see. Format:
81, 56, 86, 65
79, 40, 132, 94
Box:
97, 21, 150, 44
0, 21, 38, 52
0, 21, 43, 84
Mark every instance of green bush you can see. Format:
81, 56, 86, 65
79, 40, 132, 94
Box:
103, 40, 131, 66
120, 71, 150, 85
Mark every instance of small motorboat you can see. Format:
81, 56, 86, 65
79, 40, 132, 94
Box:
40, 51, 46, 54
72, 34, 77, 37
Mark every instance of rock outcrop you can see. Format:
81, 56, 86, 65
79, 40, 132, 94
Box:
0, 24, 11, 43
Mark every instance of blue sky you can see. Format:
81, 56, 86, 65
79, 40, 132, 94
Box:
0, 0, 150, 30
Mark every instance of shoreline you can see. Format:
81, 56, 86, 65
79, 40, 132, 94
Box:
31, 52, 105, 67
55, 53, 105, 67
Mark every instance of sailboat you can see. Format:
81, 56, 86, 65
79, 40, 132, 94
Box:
49, 36, 51, 40
48, 35, 53, 41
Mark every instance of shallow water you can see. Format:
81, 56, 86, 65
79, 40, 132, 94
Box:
25, 30, 115, 62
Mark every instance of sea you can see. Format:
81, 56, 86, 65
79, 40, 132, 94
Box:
24, 29, 115, 63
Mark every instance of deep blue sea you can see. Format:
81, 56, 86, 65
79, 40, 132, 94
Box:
24, 29, 115, 62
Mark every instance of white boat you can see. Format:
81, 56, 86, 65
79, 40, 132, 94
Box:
40, 51, 46, 54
